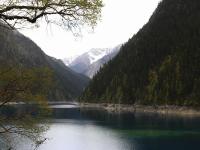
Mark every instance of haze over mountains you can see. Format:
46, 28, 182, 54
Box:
63, 45, 121, 78
81, 0, 200, 105
0, 23, 89, 101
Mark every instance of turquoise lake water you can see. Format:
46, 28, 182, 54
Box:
4, 105, 200, 150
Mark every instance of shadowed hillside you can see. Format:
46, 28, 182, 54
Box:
81, 0, 200, 106
0, 24, 90, 101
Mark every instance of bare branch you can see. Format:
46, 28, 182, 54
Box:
0, 0, 103, 30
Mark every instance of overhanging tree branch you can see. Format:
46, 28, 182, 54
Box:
0, 0, 103, 29
0, 67, 52, 149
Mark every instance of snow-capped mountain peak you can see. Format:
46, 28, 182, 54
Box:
63, 55, 78, 66
87, 48, 110, 64
62, 45, 122, 78
63, 48, 111, 67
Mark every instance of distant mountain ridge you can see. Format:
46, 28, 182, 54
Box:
63, 45, 121, 78
0, 23, 90, 101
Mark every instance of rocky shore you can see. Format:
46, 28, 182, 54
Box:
80, 103, 200, 116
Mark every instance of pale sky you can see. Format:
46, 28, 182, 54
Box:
20, 0, 161, 59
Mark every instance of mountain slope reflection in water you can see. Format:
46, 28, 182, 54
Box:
16, 105, 200, 150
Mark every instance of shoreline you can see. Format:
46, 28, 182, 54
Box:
80, 103, 200, 116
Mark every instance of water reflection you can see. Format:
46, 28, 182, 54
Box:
7, 105, 200, 150
0, 104, 49, 150
38, 120, 134, 150
49, 105, 79, 109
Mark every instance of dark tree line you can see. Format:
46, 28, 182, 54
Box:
80, 0, 200, 106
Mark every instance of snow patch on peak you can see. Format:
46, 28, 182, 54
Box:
62, 44, 122, 77
63, 55, 78, 66
88, 48, 110, 64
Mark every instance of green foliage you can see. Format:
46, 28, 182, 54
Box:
0, 66, 53, 105
0, 0, 103, 30
80, 0, 200, 106
0, 25, 90, 100
0, 66, 53, 149
144, 55, 186, 105
146, 70, 158, 105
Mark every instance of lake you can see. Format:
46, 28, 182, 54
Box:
8, 104, 200, 150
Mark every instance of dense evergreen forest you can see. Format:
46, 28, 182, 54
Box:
80, 0, 200, 106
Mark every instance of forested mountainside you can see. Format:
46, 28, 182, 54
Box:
63, 45, 121, 78
0, 24, 89, 101
81, 0, 200, 106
